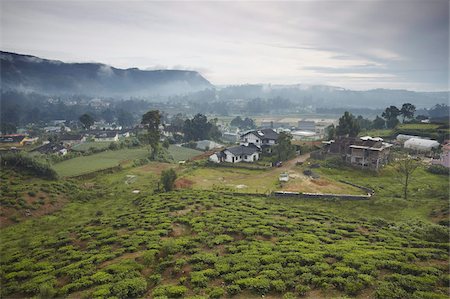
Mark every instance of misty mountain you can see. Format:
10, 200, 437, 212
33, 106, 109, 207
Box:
0, 51, 212, 97
209, 84, 448, 109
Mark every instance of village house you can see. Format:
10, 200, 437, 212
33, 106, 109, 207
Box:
240, 128, 279, 152
22, 136, 39, 145
210, 144, 260, 163
324, 136, 392, 170
60, 134, 86, 147
33, 143, 68, 156
0, 134, 27, 147
432, 142, 450, 168
209, 129, 278, 164
93, 131, 119, 142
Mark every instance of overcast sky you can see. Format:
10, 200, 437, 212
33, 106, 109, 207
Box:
1, 0, 448, 91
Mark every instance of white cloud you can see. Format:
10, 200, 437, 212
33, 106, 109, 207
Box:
1, 0, 447, 90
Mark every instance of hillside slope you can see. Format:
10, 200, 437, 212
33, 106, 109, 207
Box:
0, 51, 212, 97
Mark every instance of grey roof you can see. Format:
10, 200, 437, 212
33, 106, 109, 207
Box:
33, 143, 66, 154
60, 134, 84, 141
241, 128, 279, 140
225, 144, 259, 156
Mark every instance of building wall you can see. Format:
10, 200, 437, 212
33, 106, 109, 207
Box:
242, 152, 259, 162
94, 135, 118, 142
433, 150, 450, 168
223, 150, 258, 163
224, 150, 241, 163
241, 133, 261, 146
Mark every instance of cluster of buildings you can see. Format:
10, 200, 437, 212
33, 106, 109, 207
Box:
0, 127, 132, 156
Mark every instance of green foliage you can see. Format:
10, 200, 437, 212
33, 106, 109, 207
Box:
141, 110, 161, 160
160, 168, 177, 192
0, 174, 448, 299
273, 132, 296, 161
79, 113, 94, 129
110, 277, 147, 298
152, 284, 188, 298
1, 153, 58, 179
427, 165, 449, 175
208, 287, 225, 298
336, 111, 360, 137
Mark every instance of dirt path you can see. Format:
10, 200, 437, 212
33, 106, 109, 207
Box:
282, 153, 311, 169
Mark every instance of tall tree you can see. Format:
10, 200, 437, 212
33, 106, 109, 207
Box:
336, 112, 360, 137
326, 124, 336, 140
79, 113, 95, 130
230, 116, 243, 128
393, 155, 421, 200
183, 113, 212, 141
274, 132, 296, 161
372, 115, 386, 129
400, 103, 416, 123
382, 106, 400, 129
141, 110, 161, 160
356, 115, 372, 131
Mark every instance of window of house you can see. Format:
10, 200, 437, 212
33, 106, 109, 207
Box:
245, 155, 247, 159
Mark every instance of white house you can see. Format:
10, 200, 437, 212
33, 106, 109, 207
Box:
94, 131, 119, 142
222, 145, 260, 163
240, 129, 279, 148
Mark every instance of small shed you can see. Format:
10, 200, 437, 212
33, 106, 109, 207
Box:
404, 138, 439, 152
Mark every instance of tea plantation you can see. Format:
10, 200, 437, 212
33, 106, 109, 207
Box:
1, 175, 449, 299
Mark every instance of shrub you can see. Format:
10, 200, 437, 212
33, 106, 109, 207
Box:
38, 283, 56, 298
295, 285, 310, 296
143, 249, 159, 266
149, 274, 162, 285
152, 284, 188, 298
235, 277, 271, 295
190, 272, 209, 288
208, 287, 224, 298
160, 169, 177, 192
226, 285, 241, 296
283, 292, 296, 299
110, 277, 147, 298
271, 279, 287, 292
374, 281, 407, 299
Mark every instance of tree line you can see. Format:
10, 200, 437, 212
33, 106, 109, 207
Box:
327, 103, 420, 138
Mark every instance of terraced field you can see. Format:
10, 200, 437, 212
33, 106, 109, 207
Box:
1, 183, 448, 298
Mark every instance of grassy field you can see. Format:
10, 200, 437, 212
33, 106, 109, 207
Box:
168, 145, 202, 161
358, 129, 393, 138
180, 164, 364, 195
53, 148, 149, 177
